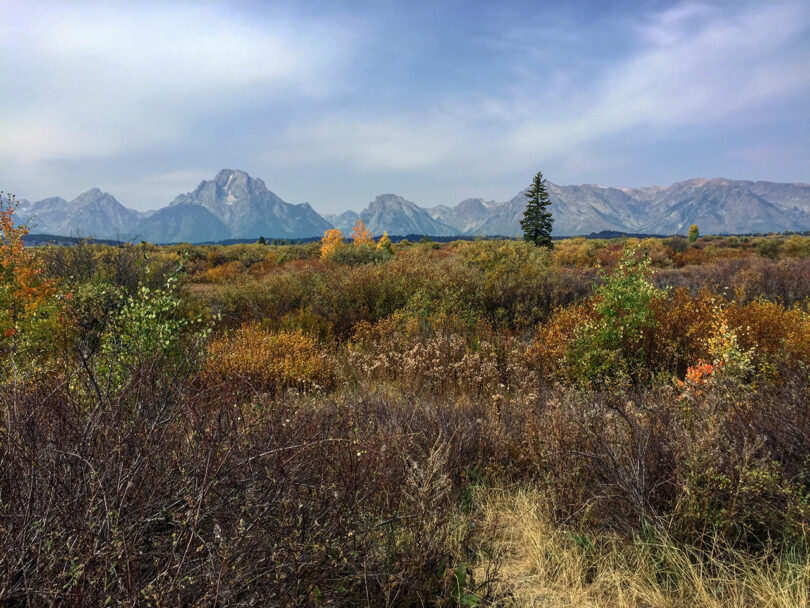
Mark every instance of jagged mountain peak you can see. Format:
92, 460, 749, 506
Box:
456, 198, 488, 211
16, 188, 140, 239
166, 169, 332, 240
15, 174, 810, 243
71, 188, 122, 207
360, 193, 456, 236
213, 169, 267, 196
471, 177, 810, 237
215, 168, 250, 182
372, 193, 413, 205
429, 196, 497, 234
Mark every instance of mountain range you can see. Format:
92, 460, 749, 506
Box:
14, 170, 810, 243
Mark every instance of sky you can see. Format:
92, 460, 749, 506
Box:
1, 0, 809, 213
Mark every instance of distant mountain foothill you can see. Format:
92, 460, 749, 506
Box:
14, 169, 810, 243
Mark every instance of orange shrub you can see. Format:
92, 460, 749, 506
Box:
202, 324, 333, 396
685, 360, 717, 384
528, 303, 594, 384
594, 242, 624, 269
532, 288, 722, 384
199, 260, 245, 283
0, 194, 55, 343
673, 246, 707, 267
350, 219, 374, 247
725, 299, 810, 378
645, 288, 716, 376
247, 251, 279, 277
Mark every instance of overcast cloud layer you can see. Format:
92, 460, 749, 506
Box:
1, 0, 809, 212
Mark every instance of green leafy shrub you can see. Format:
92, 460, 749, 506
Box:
568, 245, 666, 386
328, 243, 392, 265
756, 238, 783, 259
96, 262, 210, 390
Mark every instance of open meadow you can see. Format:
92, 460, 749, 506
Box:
2, 209, 810, 605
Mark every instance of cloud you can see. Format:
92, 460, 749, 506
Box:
276, 116, 467, 172
266, 1, 810, 188
1, 0, 807, 211
0, 2, 357, 164
509, 1, 810, 165
110, 169, 213, 206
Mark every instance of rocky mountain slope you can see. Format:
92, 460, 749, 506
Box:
16, 189, 141, 240
356, 194, 456, 236
165, 170, 332, 240
15, 174, 810, 242
446, 178, 810, 236
17, 170, 333, 243
428, 198, 498, 234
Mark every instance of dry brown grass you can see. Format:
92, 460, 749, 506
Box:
482, 489, 810, 608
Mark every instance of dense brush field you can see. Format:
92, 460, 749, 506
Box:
2, 198, 810, 606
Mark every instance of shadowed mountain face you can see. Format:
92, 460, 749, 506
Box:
137, 204, 229, 243
15, 174, 810, 242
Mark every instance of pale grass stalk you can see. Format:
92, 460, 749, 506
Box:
481, 489, 809, 608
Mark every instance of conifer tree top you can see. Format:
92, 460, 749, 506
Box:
521, 170, 554, 248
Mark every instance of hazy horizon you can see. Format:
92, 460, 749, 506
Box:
10, 172, 810, 217
2, 0, 809, 213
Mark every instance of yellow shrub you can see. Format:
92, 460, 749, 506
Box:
782, 235, 810, 258
638, 237, 672, 267
552, 237, 601, 267
203, 325, 333, 395
376, 231, 394, 255
205, 247, 227, 267
320, 228, 344, 259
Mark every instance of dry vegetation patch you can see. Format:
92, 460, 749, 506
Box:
2, 216, 810, 604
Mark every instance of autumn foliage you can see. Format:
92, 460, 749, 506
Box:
202, 323, 333, 395
350, 218, 374, 246
319, 227, 344, 259
376, 230, 394, 255
0, 193, 53, 346
3, 225, 810, 604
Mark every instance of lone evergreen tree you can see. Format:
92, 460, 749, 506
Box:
521, 171, 554, 248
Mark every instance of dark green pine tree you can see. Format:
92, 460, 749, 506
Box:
520, 171, 554, 248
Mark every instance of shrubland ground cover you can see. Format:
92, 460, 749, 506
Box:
1, 198, 809, 605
